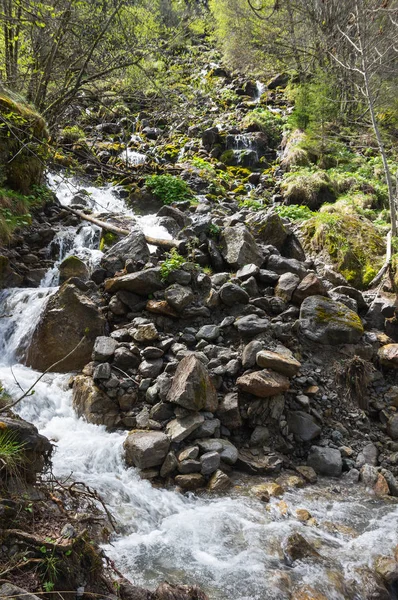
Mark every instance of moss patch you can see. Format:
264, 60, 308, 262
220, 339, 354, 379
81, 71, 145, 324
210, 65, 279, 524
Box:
300, 210, 385, 289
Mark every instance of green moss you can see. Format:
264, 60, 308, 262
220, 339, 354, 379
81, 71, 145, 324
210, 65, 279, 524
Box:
99, 231, 118, 251
315, 303, 363, 332
300, 210, 385, 289
60, 125, 85, 143
281, 168, 336, 209
220, 150, 235, 165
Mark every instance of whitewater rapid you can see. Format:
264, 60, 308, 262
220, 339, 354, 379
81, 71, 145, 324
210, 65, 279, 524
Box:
1, 174, 398, 600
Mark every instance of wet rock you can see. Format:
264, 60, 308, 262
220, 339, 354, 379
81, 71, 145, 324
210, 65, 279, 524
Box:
166, 414, 205, 442
236, 451, 283, 475
114, 347, 140, 369
219, 439, 239, 464
355, 567, 390, 600
59, 255, 89, 284
237, 369, 290, 398
178, 459, 201, 474
93, 362, 111, 380
219, 283, 249, 306
356, 443, 378, 468
374, 555, 398, 585
73, 375, 119, 428
165, 285, 194, 312
160, 452, 178, 478
92, 336, 118, 361
217, 392, 242, 429
282, 532, 321, 565
220, 224, 263, 268
288, 412, 321, 442
378, 344, 398, 368
156, 583, 209, 600
250, 425, 270, 446
0, 584, 41, 600
253, 482, 284, 498
374, 473, 390, 496
256, 349, 301, 377
299, 295, 364, 345
296, 465, 317, 483
202, 126, 220, 150
25, 282, 105, 372
175, 473, 206, 491
105, 267, 164, 295
167, 355, 218, 412
208, 469, 232, 492
307, 446, 342, 477
292, 273, 327, 304
124, 430, 170, 469
196, 325, 220, 342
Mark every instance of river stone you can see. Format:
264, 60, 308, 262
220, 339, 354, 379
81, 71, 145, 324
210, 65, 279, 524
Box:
131, 323, 158, 342
287, 411, 321, 442
267, 255, 307, 278
101, 226, 149, 274
356, 443, 378, 468
237, 369, 290, 398
105, 267, 164, 295
160, 452, 178, 478
219, 439, 239, 464
219, 283, 249, 306
178, 446, 199, 461
242, 340, 263, 369
234, 315, 269, 336
378, 344, 398, 368
196, 325, 220, 342
307, 446, 342, 477
178, 459, 201, 474
282, 532, 321, 565
73, 375, 119, 428
25, 282, 105, 372
217, 392, 242, 429
256, 349, 301, 377
236, 263, 260, 280
124, 430, 170, 469
208, 469, 232, 492
275, 272, 300, 302
220, 224, 263, 268
167, 355, 218, 412
299, 295, 364, 345
246, 211, 288, 249
175, 473, 206, 491
292, 272, 327, 304
166, 414, 205, 442
59, 255, 89, 284
200, 451, 220, 475
374, 556, 398, 585
164, 284, 194, 312
92, 336, 118, 361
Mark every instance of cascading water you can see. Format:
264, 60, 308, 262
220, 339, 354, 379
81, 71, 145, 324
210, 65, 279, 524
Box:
1, 176, 398, 600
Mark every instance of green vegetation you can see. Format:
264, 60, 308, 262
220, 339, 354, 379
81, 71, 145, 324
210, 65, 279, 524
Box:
243, 108, 283, 147
274, 204, 314, 222
60, 125, 85, 143
145, 174, 193, 205
0, 427, 25, 477
0, 185, 52, 244
160, 248, 186, 280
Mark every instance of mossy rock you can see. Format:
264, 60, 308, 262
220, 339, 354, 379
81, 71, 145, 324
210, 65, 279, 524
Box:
59, 255, 89, 284
300, 295, 364, 345
0, 86, 48, 194
220, 150, 236, 166
299, 210, 385, 289
281, 170, 336, 210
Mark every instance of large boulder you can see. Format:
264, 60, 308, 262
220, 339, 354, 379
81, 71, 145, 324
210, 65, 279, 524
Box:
0, 417, 52, 482
59, 255, 89, 284
105, 267, 164, 295
287, 411, 321, 442
73, 375, 119, 428
167, 355, 218, 412
237, 369, 290, 398
246, 211, 288, 250
307, 446, 342, 477
220, 224, 263, 268
101, 226, 149, 275
25, 282, 105, 372
299, 295, 363, 345
124, 430, 170, 469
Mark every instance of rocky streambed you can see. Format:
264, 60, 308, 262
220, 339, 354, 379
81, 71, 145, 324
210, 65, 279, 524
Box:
1, 169, 398, 599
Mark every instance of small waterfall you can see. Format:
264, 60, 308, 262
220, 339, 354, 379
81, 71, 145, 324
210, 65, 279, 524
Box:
254, 80, 265, 103
120, 147, 147, 167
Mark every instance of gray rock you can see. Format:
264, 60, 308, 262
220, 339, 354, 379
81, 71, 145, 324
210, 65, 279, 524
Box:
250, 426, 270, 446
178, 446, 199, 461
219, 439, 239, 464
192, 418, 220, 438
196, 325, 220, 342
73, 375, 119, 428
160, 451, 178, 477
356, 443, 378, 469
124, 431, 170, 469
93, 362, 111, 380
167, 355, 218, 412
219, 283, 249, 306
178, 459, 201, 474
236, 263, 260, 280
299, 295, 364, 345
220, 224, 263, 268
287, 411, 321, 442
101, 226, 149, 275
200, 451, 220, 475
217, 392, 242, 429
234, 314, 269, 336
307, 446, 342, 477
256, 348, 301, 377
105, 267, 164, 295
113, 347, 140, 369
165, 284, 194, 312
267, 254, 307, 278
0, 584, 41, 600
166, 413, 205, 442
257, 269, 280, 284
242, 340, 263, 369
208, 469, 232, 492
246, 211, 288, 249
139, 359, 163, 378
292, 273, 328, 304
387, 414, 398, 440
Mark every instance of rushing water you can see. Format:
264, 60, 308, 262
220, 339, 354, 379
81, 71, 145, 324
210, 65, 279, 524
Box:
1, 176, 398, 599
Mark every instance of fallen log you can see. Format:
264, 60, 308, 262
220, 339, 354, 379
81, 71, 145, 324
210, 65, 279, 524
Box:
64, 205, 187, 254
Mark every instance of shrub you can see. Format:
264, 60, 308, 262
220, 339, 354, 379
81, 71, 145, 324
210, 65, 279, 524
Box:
275, 204, 314, 222
243, 108, 283, 147
145, 174, 192, 205
160, 248, 186, 280
60, 125, 85, 143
